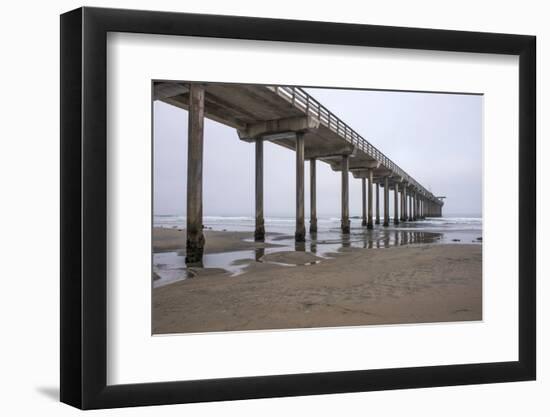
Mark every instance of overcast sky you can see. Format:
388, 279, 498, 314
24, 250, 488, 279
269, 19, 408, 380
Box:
153, 87, 482, 218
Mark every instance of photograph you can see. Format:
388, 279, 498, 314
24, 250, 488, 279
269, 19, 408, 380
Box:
151, 82, 483, 334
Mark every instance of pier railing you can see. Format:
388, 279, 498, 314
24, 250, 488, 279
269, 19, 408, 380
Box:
268, 85, 437, 201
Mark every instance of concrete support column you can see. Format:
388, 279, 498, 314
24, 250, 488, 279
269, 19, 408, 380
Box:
254, 139, 265, 241
425, 199, 427, 218
404, 186, 408, 221
375, 183, 380, 225
295, 133, 306, 242
407, 190, 410, 220
400, 187, 406, 221
361, 178, 367, 226
394, 183, 400, 225
383, 177, 389, 227
341, 155, 350, 233
367, 168, 374, 229
309, 158, 317, 233
186, 84, 206, 264
408, 190, 413, 221
399, 185, 407, 222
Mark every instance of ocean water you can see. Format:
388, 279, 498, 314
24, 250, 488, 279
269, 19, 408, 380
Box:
154, 214, 481, 235
153, 214, 482, 287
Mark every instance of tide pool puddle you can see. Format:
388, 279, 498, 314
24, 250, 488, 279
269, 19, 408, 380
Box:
153, 228, 463, 288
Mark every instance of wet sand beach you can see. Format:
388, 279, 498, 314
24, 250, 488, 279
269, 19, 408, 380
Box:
152, 227, 482, 334
153, 227, 282, 253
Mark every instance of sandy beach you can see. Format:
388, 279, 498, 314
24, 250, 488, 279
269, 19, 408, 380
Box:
153, 227, 282, 253
152, 228, 482, 334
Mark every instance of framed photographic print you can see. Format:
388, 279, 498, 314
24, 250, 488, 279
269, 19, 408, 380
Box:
60, 6, 536, 409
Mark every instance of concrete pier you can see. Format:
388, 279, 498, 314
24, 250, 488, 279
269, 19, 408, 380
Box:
361, 178, 367, 227
309, 158, 317, 233
295, 133, 306, 242
185, 84, 206, 264
375, 183, 380, 225
341, 155, 350, 233
254, 139, 265, 241
367, 168, 374, 229
155, 82, 445, 263
383, 176, 389, 227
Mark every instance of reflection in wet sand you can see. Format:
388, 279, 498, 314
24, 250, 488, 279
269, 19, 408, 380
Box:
294, 240, 306, 253
153, 227, 448, 287
254, 247, 265, 262
310, 232, 318, 254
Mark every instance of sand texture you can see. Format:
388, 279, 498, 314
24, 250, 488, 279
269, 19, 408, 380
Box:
153, 235, 482, 334
153, 227, 282, 253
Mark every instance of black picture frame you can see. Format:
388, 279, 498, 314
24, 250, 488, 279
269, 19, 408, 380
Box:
60, 6, 536, 410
